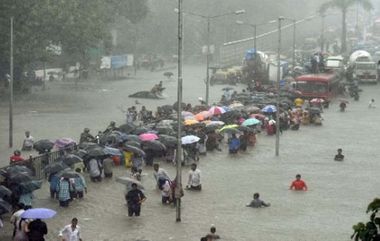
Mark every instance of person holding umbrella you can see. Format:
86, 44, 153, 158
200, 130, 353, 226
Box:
27, 218, 48, 241
125, 183, 146, 217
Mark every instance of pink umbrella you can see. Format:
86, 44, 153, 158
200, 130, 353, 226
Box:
139, 133, 158, 141
209, 106, 226, 116
54, 138, 77, 150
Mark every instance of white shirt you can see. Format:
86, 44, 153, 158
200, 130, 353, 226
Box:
24, 135, 34, 147
161, 180, 171, 197
153, 168, 170, 182
188, 169, 201, 187
59, 224, 81, 241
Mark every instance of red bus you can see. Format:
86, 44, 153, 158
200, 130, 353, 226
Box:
294, 73, 340, 106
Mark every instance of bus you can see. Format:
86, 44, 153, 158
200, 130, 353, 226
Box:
294, 73, 340, 107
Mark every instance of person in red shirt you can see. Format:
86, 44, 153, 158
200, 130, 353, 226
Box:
9, 150, 25, 164
289, 174, 308, 191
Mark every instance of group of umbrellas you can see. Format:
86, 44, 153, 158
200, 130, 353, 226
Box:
0, 165, 43, 215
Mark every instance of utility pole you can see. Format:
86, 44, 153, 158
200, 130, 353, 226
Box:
275, 17, 283, 157
292, 19, 296, 69
205, 17, 210, 105
253, 24, 257, 51
9, 17, 14, 148
175, 0, 183, 223
321, 14, 325, 52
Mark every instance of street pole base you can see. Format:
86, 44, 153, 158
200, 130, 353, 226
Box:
176, 218, 181, 222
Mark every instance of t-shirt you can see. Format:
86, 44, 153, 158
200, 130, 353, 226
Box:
188, 169, 201, 187
290, 180, 307, 191
24, 136, 34, 147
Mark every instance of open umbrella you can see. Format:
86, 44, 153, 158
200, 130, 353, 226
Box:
54, 138, 76, 149
21, 208, 56, 219
244, 105, 260, 113
181, 111, 194, 118
33, 139, 54, 153
44, 162, 69, 175
58, 170, 83, 179
124, 141, 141, 148
104, 146, 122, 156
219, 124, 239, 133
184, 119, 199, 126
310, 98, 325, 104
125, 135, 141, 143
155, 126, 174, 135
242, 118, 261, 126
133, 127, 150, 135
261, 105, 277, 113
238, 126, 256, 133
204, 120, 225, 126
4, 165, 33, 177
87, 147, 106, 157
19, 180, 43, 194
250, 113, 266, 120
229, 102, 244, 110
139, 133, 158, 141
209, 106, 226, 116
61, 154, 83, 166
220, 110, 240, 124
8, 172, 33, 184
118, 123, 136, 134
158, 135, 177, 147
115, 176, 144, 189
181, 135, 200, 145
123, 145, 146, 156
0, 185, 12, 199
141, 140, 166, 151
78, 142, 99, 150
0, 198, 12, 214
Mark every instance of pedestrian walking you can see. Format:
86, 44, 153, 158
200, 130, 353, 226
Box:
102, 156, 114, 178
206, 225, 221, 240
125, 183, 146, 217
153, 163, 170, 186
73, 168, 87, 199
368, 99, 376, 108
58, 217, 82, 241
57, 177, 72, 207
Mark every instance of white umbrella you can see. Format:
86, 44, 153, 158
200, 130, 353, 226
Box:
115, 176, 144, 189
181, 135, 200, 145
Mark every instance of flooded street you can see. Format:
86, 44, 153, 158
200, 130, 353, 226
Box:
1, 65, 379, 241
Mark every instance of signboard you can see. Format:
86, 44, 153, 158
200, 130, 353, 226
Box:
100, 54, 134, 69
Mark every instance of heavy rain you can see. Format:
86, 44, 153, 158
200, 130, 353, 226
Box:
1, 0, 380, 241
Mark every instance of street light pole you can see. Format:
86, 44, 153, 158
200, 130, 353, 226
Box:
275, 17, 283, 157
292, 19, 296, 70
253, 24, 257, 51
9, 17, 14, 148
175, 0, 183, 222
205, 17, 210, 105
321, 14, 325, 52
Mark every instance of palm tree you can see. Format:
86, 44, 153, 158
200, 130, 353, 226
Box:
319, 0, 373, 53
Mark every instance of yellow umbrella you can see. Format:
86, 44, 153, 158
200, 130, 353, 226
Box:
184, 119, 199, 126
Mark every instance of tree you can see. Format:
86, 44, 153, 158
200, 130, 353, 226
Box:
351, 198, 380, 241
319, 0, 373, 53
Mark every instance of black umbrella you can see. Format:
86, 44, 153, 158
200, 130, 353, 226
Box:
141, 140, 166, 151
19, 180, 43, 194
33, 139, 54, 153
78, 142, 99, 150
160, 105, 174, 113
123, 145, 146, 156
132, 127, 150, 135
58, 170, 83, 179
0, 185, 12, 199
124, 141, 141, 148
0, 198, 12, 214
204, 125, 219, 133
125, 135, 141, 143
238, 126, 255, 133
156, 126, 174, 135
72, 149, 88, 158
4, 165, 33, 177
87, 147, 106, 157
44, 162, 69, 175
8, 172, 33, 184
172, 101, 187, 110
158, 135, 177, 147
220, 110, 241, 124
118, 123, 137, 134
61, 154, 83, 166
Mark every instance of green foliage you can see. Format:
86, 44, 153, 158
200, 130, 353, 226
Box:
0, 0, 148, 76
351, 198, 380, 241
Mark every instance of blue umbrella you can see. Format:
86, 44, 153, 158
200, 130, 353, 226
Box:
261, 105, 277, 113
21, 208, 56, 219
242, 118, 261, 126
104, 146, 122, 156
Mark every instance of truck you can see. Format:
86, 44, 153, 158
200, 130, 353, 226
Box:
347, 50, 378, 84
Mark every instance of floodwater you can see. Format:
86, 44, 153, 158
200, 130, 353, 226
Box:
0, 65, 379, 241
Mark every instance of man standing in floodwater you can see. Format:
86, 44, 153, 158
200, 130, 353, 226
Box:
125, 183, 146, 217
289, 174, 308, 191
